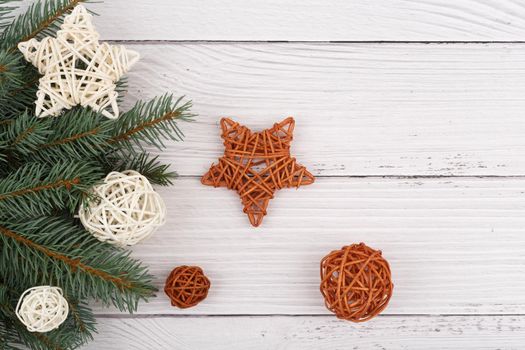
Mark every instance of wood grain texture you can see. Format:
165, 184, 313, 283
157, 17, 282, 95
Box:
87, 1, 525, 41
9, 1, 525, 347
85, 315, 525, 349
93, 177, 525, 315
120, 43, 525, 176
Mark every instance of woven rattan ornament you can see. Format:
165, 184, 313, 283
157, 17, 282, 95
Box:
320, 243, 393, 323
79, 170, 166, 246
164, 266, 211, 309
202, 117, 315, 227
16, 286, 69, 333
17, 5, 139, 119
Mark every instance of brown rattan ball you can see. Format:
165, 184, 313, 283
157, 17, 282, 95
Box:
320, 243, 393, 322
164, 266, 211, 309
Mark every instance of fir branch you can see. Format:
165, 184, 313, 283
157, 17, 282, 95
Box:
1, 109, 112, 163
0, 178, 78, 199
101, 151, 177, 186
33, 108, 112, 162
0, 150, 5, 165
0, 226, 129, 286
0, 288, 24, 349
0, 217, 156, 311
66, 302, 93, 335
0, 0, 87, 52
0, 51, 27, 111
0, 1, 196, 349
6, 71, 38, 95
0, 50, 21, 85
40, 128, 100, 148
115, 77, 128, 104
0, 63, 39, 119
0, 161, 103, 219
109, 94, 194, 151
1, 112, 51, 156
0, 0, 21, 32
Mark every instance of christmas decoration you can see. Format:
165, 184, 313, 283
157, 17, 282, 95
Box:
0, 1, 193, 348
16, 286, 69, 333
202, 117, 315, 227
79, 170, 167, 246
164, 266, 211, 309
320, 243, 393, 322
18, 5, 139, 119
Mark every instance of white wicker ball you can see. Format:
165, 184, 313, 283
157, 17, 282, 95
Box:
16, 286, 69, 333
79, 170, 166, 246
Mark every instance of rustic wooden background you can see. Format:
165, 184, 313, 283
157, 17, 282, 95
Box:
84, 1, 525, 348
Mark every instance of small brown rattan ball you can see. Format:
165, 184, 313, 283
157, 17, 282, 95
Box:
164, 266, 211, 309
320, 243, 393, 322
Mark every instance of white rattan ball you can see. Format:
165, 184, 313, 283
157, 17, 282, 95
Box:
16, 286, 69, 333
79, 170, 166, 246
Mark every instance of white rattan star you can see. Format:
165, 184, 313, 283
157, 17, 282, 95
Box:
18, 5, 139, 119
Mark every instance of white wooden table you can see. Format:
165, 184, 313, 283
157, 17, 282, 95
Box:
86, 1, 525, 348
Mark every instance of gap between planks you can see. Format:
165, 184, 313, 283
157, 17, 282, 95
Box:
94, 177, 525, 316
119, 43, 525, 177
84, 314, 525, 350
108, 40, 525, 45
93, 313, 525, 319
175, 175, 525, 179
87, 0, 525, 42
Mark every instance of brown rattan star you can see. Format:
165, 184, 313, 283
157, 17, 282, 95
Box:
202, 117, 315, 227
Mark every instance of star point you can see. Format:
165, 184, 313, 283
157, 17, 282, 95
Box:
202, 117, 315, 227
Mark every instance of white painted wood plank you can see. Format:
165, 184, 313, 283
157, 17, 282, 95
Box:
85, 315, 525, 350
94, 177, 525, 315
87, 1, 525, 41
121, 43, 525, 176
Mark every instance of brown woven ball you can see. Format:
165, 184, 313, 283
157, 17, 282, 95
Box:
320, 243, 393, 322
164, 266, 211, 309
